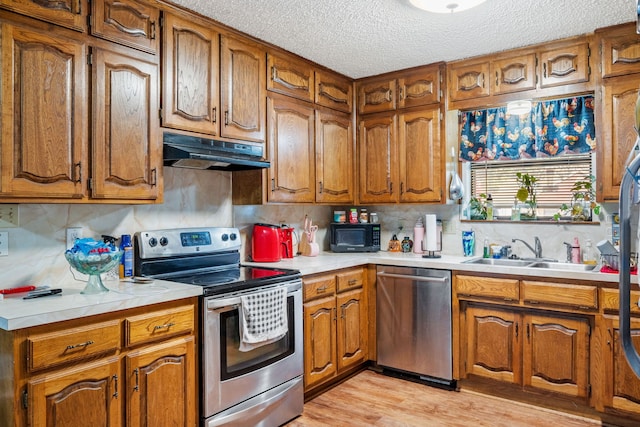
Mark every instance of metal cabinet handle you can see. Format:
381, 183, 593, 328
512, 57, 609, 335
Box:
150, 168, 157, 187
66, 340, 94, 350
133, 368, 139, 391
74, 162, 82, 184
224, 111, 229, 125
112, 374, 119, 398
348, 279, 357, 286
319, 181, 323, 193
495, 71, 499, 87
212, 107, 217, 123
527, 323, 530, 339
153, 322, 175, 331
543, 63, 547, 78
150, 21, 156, 40
316, 285, 328, 293
515, 322, 519, 338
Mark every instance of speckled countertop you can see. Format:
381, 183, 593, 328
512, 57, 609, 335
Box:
1, 251, 629, 332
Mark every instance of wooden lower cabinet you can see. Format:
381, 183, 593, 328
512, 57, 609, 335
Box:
0, 298, 197, 427
28, 356, 122, 427
126, 336, 195, 427
463, 304, 590, 399
602, 316, 640, 414
303, 267, 367, 393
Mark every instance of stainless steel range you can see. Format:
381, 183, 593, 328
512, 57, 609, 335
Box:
134, 227, 303, 427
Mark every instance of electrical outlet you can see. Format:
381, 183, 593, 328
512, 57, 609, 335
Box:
0, 231, 8, 256
441, 220, 456, 235
0, 205, 19, 228
66, 227, 83, 249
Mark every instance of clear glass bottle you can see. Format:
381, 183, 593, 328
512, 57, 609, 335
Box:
511, 198, 520, 221
582, 239, 597, 265
485, 194, 493, 220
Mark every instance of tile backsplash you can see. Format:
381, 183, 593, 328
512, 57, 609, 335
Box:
0, 166, 627, 289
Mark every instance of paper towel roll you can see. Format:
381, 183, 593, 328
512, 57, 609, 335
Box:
425, 214, 438, 251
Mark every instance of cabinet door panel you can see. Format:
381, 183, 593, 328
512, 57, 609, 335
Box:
91, 0, 159, 53
523, 314, 589, 398
397, 65, 441, 109
267, 53, 314, 102
600, 23, 640, 78
598, 77, 639, 200
0, 0, 88, 32
303, 297, 337, 389
315, 110, 353, 203
448, 62, 490, 102
358, 114, 397, 203
91, 48, 160, 200
336, 288, 366, 372
398, 108, 442, 203
162, 14, 219, 135
604, 317, 640, 413
28, 357, 121, 427
0, 24, 87, 198
490, 53, 536, 95
220, 35, 266, 143
357, 79, 396, 114
315, 70, 352, 113
465, 305, 520, 384
126, 336, 195, 427
267, 97, 315, 203
539, 43, 590, 88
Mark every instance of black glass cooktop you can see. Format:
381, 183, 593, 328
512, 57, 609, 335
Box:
163, 265, 300, 296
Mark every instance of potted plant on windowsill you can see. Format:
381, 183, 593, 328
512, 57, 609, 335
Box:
467, 193, 488, 220
515, 172, 538, 220
552, 175, 601, 221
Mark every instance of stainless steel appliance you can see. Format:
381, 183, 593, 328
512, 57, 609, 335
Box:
375, 265, 455, 388
134, 227, 303, 427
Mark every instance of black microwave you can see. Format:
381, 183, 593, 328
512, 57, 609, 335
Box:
330, 223, 381, 252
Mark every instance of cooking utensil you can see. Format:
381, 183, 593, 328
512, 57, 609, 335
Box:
0, 285, 49, 300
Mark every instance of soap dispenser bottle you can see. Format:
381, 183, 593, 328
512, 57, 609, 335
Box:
571, 237, 581, 264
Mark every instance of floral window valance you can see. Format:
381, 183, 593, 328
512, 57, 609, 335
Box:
459, 95, 596, 162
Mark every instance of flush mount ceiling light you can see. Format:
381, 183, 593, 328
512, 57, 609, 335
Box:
409, 0, 487, 13
506, 100, 532, 115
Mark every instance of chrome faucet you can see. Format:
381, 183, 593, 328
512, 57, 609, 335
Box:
511, 237, 543, 259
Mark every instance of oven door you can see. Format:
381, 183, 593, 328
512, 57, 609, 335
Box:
202, 279, 303, 419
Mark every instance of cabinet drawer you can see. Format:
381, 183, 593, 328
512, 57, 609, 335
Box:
337, 269, 364, 292
28, 320, 121, 372
456, 275, 519, 301
601, 288, 640, 314
522, 280, 597, 310
303, 275, 336, 301
125, 305, 194, 347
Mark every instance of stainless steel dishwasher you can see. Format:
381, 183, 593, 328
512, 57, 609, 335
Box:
376, 265, 455, 388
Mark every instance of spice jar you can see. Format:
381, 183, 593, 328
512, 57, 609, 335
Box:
359, 208, 368, 223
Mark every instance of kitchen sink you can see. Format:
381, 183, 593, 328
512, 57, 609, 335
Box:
462, 258, 535, 267
528, 262, 597, 272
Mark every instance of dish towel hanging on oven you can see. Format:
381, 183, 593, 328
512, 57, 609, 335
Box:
239, 286, 288, 352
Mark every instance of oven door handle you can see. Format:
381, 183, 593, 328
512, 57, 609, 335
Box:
207, 296, 242, 310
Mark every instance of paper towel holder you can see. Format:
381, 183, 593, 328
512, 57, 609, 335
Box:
422, 216, 442, 259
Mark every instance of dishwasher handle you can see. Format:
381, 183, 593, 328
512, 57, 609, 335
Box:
376, 272, 449, 283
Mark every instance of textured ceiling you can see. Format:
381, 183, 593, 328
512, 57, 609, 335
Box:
170, 0, 634, 79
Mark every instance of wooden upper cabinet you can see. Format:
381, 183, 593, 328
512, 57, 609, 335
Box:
90, 0, 159, 54
161, 13, 219, 136
598, 76, 640, 201
357, 78, 397, 115
599, 22, 640, 79
448, 61, 490, 102
539, 42, 590, 88
316, 109, 353, 204
397, 65, 442, 109
267, 52, 314, 102
315, 70, 353, 113
358, 113, 398, 203
91, 48, 161, 200
0, 0, 88, 32
0, 24, 88, 199
267, 96, 315, 203
220, 35, 266, 143
398, 108, 442, 203
490, 52, 536, 95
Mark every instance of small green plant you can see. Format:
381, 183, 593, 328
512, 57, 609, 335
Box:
516, 172, 538, 220
553, 175, 601, 221
468, 193, 488, 220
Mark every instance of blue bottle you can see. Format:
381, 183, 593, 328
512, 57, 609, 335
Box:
119, 234, 133, 278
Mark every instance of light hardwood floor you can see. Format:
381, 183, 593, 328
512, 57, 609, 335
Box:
287, 370, 605, 426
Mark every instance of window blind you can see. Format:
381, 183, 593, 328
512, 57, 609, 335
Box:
470, 154, 592, 207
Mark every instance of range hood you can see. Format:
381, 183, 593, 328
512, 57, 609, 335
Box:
163, 132, 270, 171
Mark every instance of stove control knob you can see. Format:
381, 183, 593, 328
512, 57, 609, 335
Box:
221, 234, 229, 241
230, 233, 237, 241
159, 237, 169, 246
149, 237, 158, 247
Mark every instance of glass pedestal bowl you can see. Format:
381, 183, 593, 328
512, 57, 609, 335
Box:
65, 249, 122, 294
